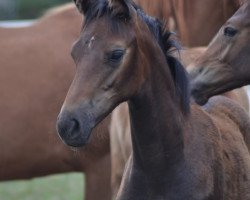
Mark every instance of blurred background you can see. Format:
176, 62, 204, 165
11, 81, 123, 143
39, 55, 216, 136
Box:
0, 0, 69, 20
0, 1, 84, 200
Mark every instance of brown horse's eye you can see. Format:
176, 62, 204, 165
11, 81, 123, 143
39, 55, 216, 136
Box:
108, 49, 125, 63
224, 26, 238, 37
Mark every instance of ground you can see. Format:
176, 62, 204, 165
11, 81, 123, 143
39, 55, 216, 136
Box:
0, 173, 84, 200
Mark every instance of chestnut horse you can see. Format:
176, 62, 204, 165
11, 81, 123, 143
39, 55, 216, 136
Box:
0, 4, 111, 200
57, 0, 250, 199
136, 0, 240, 46
169, 0, 241, 46
110, 46, 249, 196
137, 0, 241, 46
135, 0, 171, 20
190, 0, 250, 106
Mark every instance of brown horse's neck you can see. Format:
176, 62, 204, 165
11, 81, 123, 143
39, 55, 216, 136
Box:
128, 53, 185, 190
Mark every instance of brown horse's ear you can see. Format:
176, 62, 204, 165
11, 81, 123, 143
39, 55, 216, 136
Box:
73, 0, 93, 14
108, 0, 130, 19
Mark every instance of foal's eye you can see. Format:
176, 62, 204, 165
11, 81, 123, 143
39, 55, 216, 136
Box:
224, 26, 238, 37
108, 49, 125, 63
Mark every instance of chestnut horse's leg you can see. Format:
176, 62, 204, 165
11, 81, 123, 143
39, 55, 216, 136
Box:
85, 153, 111, 200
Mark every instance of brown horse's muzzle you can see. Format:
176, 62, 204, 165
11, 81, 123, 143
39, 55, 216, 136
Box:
56, 108, 96, 147
190, 82, 209, 105
189, 69, 209, 105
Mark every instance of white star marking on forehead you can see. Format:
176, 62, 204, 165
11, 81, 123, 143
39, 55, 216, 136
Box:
88, 36, 95, 48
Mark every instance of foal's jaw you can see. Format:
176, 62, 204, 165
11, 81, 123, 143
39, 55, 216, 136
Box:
57, 89, 122, 147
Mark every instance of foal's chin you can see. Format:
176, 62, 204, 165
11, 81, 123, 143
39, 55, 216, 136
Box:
193, 95, 209, 106
62, 126, 94, 148
190, 83, 209, 106
191, 89, 209, 105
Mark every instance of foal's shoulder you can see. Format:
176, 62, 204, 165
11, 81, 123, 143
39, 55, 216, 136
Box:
200, 96, 250, 151
189, 95, 250, 144
202, 96, 250, 127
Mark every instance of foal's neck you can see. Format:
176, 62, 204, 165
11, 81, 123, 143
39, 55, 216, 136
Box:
128, 51, 185, 188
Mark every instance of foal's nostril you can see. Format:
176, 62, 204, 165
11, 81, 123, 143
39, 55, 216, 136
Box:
72, 118, 79, 130
67, 118, 80, 139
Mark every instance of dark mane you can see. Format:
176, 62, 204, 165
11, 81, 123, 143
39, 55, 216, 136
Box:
136, 9, 190, 113
83, 0, 190, 113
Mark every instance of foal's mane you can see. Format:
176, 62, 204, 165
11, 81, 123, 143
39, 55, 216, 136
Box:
83, 0, 190, 113
137, 10, 190, 113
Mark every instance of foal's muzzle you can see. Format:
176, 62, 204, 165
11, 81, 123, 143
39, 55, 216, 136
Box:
189, 69, 209, 106
56, 110, 94, 147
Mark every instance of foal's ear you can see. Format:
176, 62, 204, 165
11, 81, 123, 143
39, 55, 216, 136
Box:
73, 0, 93, 14
108, 0, 130, 19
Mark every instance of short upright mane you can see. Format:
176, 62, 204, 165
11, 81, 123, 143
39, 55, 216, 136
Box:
136, 9, 190, 113
83, 0, 190, 113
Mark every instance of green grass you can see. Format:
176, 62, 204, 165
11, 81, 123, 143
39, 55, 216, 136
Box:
0, 173, 84, 200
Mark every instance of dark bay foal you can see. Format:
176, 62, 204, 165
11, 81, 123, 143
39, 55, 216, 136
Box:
57, 0, 250, 199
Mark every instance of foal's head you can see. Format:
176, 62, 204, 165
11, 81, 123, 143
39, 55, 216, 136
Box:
57, 0, 187, 147
189, 0, 250, 105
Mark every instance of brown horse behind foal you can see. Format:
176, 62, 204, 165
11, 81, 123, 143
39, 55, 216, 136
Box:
190, 0, 250, 106
57, 0, 250, 199
0, 4, 111, 200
